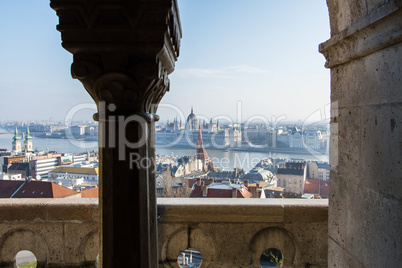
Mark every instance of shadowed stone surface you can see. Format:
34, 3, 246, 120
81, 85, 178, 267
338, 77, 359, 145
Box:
321, 1, 402, 267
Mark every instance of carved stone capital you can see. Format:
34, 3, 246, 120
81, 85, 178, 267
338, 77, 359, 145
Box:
51, 0, 182, 114
319, 3, 402, 68
71, 55, 170, 114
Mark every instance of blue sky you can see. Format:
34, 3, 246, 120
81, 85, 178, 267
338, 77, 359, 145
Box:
0, 0, 330, 123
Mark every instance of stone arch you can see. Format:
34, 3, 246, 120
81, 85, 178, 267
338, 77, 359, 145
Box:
161, 227, 216, 267
249, 227, 296, 267
0, 229, 48, 268
79, 229, 99, 267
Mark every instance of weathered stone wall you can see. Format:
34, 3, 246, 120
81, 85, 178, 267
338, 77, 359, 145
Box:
158, 199, 328, 268
0, 199, 99, 268
321, 1, 402, 267
0, 199, 328, 268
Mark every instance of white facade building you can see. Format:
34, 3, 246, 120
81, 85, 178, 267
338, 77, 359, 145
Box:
48, 166, 99, 184
0, 173, 22, 180
289, 132, 303, 148
289, 131, 323, 150
30, 157, 60, 179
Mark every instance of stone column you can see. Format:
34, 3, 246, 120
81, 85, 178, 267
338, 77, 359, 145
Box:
320, 1, 401, 267
50, 1, 181, 267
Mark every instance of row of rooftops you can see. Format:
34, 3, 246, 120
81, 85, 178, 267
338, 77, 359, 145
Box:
183, 158, 330, 199
188, 175, 328, 199
4, 163, 99, 176
188, 176, 284, 198
0, 179, 98, 198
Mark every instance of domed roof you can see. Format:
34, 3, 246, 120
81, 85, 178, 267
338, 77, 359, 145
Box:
186, 107, 197, 122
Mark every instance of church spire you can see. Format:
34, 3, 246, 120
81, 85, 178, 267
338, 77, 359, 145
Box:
25, 124, 32, 142
196, 125, 216, 172
196, 125, 204, 149
12, 125, 22, 153
13, 126, 20, 142
24, 124, 33, 152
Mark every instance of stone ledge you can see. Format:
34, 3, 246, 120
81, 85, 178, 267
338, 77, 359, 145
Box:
320, 2, 402, 68
157, 198, 328, 206
0, 198, 99, 223
158, 198, 328, 223
0, 198, 327, 223
0, 198, 328, 205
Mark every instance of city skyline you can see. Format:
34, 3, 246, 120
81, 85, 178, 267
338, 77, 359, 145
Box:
0, 0, 330, 122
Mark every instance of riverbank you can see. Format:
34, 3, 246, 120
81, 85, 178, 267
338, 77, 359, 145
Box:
32, 133, 97, 142
156, 143, 327, 155
29, 134, 327, 155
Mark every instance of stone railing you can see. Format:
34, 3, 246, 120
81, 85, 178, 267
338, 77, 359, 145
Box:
0, 199, 328, 267
0, 199, 99, 268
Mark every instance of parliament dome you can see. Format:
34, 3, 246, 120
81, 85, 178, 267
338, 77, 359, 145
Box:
186, 107, 198, 130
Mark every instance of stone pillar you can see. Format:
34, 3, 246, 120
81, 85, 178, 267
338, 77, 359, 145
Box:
50, 1, 181, 267
320, 1, 401, 267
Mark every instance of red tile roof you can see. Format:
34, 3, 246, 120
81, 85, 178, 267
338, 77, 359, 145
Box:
304, 178, 329, 197
49, 183, 78, 198
0, 180, 77, 198
81, 187, 98, 198
207, 188, 233, 198
0, 180, 24, 198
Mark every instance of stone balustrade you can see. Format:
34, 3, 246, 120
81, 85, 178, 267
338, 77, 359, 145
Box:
0, 199, 328, 267
0, 199, 99, 268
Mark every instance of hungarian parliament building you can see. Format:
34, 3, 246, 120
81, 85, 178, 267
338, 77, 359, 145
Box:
156, 108, 242, 149
156, 108, 329, 151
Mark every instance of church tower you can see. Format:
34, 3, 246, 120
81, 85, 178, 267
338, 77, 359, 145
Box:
12, 126, 22, 153
24, 125, 33, 152
196, 126, 216, 172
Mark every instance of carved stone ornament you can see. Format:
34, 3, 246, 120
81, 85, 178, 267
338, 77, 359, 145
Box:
51, 0, 182, 114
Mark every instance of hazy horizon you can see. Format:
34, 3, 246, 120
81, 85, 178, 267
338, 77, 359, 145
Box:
0, 0, 330, 124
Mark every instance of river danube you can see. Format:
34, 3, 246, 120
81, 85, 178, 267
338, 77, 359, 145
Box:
0, 129, 328, 172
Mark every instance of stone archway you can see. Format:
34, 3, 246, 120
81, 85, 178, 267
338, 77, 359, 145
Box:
249, 227, 296, 267
0, 229, 48, 268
